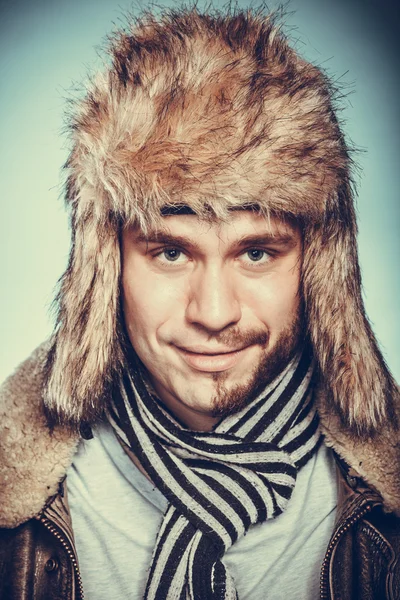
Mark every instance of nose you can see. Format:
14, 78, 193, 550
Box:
185, 264, 242, 332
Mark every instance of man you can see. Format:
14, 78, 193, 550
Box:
0, 5, 399, 600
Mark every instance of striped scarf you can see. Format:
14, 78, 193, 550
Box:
107, 346, 321, 600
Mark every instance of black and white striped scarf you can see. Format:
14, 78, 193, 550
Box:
107, 346, 321, 600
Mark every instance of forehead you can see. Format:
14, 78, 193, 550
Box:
132, 209, 300, 242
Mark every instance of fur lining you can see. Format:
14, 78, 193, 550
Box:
315, 384, 400, 516
42, 6, 398, 434
1, 347, 399, 529
0, 344, 78, 528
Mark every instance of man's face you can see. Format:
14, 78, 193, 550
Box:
121, 211, 304, 430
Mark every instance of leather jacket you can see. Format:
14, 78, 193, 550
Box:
1, 454, 399, 600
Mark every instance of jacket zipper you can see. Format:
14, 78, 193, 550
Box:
320, 502, 373, 599
39, 514, 85, 600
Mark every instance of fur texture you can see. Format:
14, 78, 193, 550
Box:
0, 344, 78, 528
42, 6, 398, 433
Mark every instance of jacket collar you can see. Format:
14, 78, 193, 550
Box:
1, 342, 399, 529
315, 384, 400, 517
0, 343, 78, 528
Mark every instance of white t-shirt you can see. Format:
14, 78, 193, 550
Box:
67, 422, 337, 599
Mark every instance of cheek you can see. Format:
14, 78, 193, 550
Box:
243, 267, 300, 328
121, 260, 185, 341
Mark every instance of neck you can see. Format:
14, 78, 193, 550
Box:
146, 376, 221, 431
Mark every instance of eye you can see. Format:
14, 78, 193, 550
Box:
241, 248, 272, 265
153, 247, 187, 266
246, 249, 266, 262
162, 248, 182, 262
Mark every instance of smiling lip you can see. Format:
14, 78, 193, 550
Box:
175, 345, 250, 372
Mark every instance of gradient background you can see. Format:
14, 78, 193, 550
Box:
1, 0, 399, 384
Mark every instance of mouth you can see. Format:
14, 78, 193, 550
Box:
175, 345, 251, 373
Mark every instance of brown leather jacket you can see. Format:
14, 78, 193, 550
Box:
1, 456, 400, 599
1, 346, 400, 599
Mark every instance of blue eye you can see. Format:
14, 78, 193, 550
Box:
247, 249, 265, 261
163, 248, 182, 261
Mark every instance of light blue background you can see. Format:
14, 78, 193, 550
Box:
1, 0, 399, 383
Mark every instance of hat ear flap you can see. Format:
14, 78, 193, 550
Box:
303, 185, 398, 434
44, 182, 123, 427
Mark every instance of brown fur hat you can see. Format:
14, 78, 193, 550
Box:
44, 5, 398, 433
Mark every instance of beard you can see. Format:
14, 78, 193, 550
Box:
209, 309, 306, 421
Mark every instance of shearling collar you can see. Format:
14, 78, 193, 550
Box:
0, 343, 78, 528
1, 343, 400, 529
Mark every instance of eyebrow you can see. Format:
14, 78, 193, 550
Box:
133, 231, 298, 250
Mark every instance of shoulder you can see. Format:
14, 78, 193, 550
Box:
317, 385, 400, 516
0, 342, 79, 528
1, 341, 50, 416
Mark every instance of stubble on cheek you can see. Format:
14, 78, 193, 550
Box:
210, 311, 305, 420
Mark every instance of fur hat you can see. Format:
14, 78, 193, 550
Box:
44, 5, 398, 434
